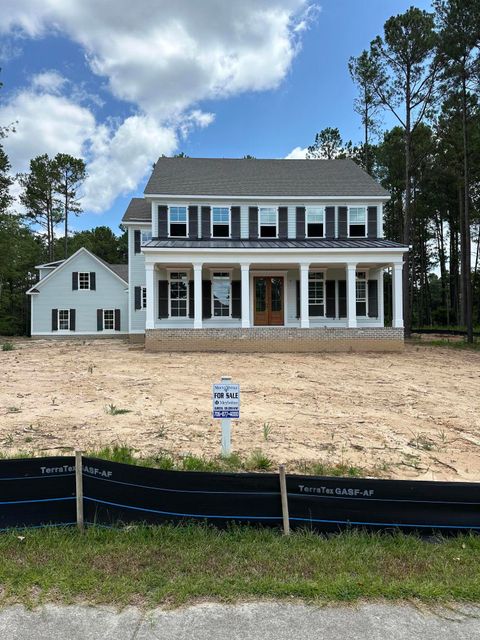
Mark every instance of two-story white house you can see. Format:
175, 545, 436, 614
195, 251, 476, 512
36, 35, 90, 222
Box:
122, 157, 408, 352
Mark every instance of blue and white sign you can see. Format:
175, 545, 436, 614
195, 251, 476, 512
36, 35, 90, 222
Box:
213, 382, 240, 419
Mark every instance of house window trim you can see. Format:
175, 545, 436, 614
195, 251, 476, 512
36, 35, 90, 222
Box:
166, 268, 191, 318
348, 206, 367, 239
258, 206, 279, 239
103, 308, 115, 332
78, 272, 91, 291
355, 269, 369, 317
209, 269, 233, 319
305, 206, 326, 239
210, 206, 232, 239
308, 269, 326, 318
141, 229, 153, 246
141, 286, 147, 309
57, 309, 71, 332
167, 205, 189, 238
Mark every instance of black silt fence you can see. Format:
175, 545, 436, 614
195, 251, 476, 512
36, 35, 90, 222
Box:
1, 455, 480, 534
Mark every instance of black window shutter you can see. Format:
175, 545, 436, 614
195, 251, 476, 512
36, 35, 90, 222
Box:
189, 280, 194, 318
368, 206, 377, 238
338, 207, 348, 237
231, 280, 241, 318
368, 279, 379, 317
326, 280, 336, 317
201, 206, 211, 239
248, 207, 258, 239
231, 206, 241, 239
158, 280, 169, 319
338, 280, 347, 317
134, 230, 141, 253
189, 206, 198, 239
97, 309, 103, 331
158, 205, 168, 237
70, 309, 76, 331
90, 272, 96, 290
134, 286, 141, 310
52, 309, 58, 331
325, 207, 335, 238
296, 207, 305, 239
114, 309, 121, 331
278, 207, 288, 240
202, 280, 212, 318
296, 281, 300, 318
72, 272, 78, 290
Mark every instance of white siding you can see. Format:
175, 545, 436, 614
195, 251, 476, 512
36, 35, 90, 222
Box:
287, 206, 296, 239
240, 205, 249, 239
129, 226, 148, 333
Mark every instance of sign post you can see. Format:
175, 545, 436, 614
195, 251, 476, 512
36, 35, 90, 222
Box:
212, 375, 240, 457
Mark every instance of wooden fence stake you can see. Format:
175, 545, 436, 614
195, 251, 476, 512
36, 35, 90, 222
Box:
75, 450, 84, 533
279, 464, 290, 536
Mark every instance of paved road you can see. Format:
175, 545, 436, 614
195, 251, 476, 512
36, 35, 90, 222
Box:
0, 602, 479, 639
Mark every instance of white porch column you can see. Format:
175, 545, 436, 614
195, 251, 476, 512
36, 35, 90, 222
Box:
193, 262, 203, 328
240, 263, 250, 328
392, 263, 404, 328
377, 268, 385, 325
145, 262, 155, 330
346, 263, 357, 328
300, 263, 310, 328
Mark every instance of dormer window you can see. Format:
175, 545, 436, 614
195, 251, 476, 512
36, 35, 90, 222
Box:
259, 207, 278, 238
211, 207, 230, 238
306, 207, 325, 237
169, 206, 188, 237
348, 207, 366, 237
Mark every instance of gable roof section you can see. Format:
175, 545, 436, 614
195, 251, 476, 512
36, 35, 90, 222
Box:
27, 247, 128, 294
122, 197, 151, 222
144, 157, 389, 198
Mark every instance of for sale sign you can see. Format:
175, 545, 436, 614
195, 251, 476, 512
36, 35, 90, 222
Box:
212, 382, 240, 419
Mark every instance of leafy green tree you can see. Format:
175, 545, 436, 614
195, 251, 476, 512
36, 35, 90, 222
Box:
53, 153, 87, 259
306, 127, 353, 159
57, 225, 126, 263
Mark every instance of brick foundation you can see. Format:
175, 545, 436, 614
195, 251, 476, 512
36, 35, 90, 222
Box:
145, 327, 404, 353
129, 333, 146, 344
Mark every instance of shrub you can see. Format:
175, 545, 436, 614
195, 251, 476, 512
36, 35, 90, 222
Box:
2, 342, 14, 351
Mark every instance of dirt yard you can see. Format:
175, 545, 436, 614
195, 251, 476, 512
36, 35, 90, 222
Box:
1, 338, 479, 481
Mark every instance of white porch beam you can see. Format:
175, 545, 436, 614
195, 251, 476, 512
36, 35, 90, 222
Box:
145, 262, 155, 330
300, 263, 310, 329
346, 263, 357, 328
193, 262, 203, 328
240, 264, 250, 328
392, 263, 404, 328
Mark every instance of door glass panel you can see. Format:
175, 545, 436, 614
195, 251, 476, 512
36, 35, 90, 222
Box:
255, 279, 267, 312
271, 278, 282, 312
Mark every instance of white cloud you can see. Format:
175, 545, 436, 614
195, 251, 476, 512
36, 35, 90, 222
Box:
285, 146, 308, 159
1, 1, 315, 211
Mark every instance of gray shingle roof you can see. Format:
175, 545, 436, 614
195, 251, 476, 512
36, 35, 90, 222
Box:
96, 256, 128, 282
144, 157, 389, 198
122, 197, 151, 221
143, 238, 407, 250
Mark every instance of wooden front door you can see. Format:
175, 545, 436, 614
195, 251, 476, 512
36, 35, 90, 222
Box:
254, 276, 284, 326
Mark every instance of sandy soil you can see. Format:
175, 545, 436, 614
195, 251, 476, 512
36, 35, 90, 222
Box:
1, 338, 479, 481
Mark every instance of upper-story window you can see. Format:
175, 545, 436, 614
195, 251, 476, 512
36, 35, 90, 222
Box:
259, 207, 278, 238
348, 207, 366, 237
211, 207, 230, 238
169, 206, 188, 237
306, 207, 325, 238
78, 272, 91, 290
141, 230, 152, 245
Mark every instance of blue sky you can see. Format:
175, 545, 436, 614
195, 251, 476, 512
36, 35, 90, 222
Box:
0, 0, 431, 234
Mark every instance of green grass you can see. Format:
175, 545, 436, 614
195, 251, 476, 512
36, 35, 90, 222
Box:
0, 525, 479, 607
410, 338, 480, 351
1, 342, 14, 351
105, 404, 132, 416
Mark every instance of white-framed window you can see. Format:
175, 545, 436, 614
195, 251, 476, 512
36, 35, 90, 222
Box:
141, 286, 147, 309
168, 271, 189, 317
356, 270, 368, 316
306, 207, 325, 238
308, 271, 325, 317
348, 207, 367, 237
168, 206, 188, 237
103, 309, 115, 330
258, 207, 278, 238
211, 271, 232, 317
211, 207, 230, 238
141, 230, 152, 245
78, 272, 90, 290
58, 309, 70, 330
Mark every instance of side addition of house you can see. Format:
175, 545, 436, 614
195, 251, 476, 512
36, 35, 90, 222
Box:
122, 157, 408, 352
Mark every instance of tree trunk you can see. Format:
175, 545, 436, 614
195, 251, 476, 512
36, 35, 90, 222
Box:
64, 186, 68, 259
403, 67, 412, 337
461, 69, 473, 342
